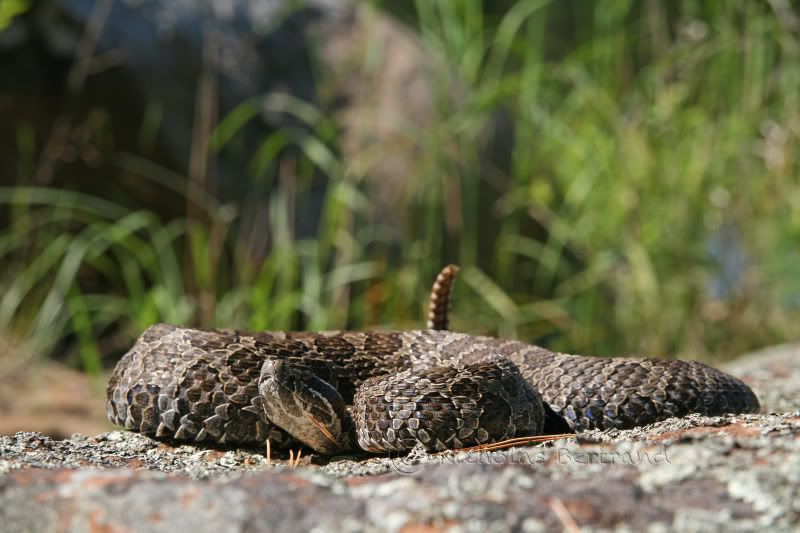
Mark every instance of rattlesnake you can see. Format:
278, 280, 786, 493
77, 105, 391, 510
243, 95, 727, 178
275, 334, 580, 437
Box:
106, 266, 760, 454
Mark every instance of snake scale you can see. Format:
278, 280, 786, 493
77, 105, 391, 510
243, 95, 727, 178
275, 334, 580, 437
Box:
106, 266, 760, 454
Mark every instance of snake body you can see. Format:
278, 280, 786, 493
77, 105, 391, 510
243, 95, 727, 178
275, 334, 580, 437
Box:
107, 322, 759, 454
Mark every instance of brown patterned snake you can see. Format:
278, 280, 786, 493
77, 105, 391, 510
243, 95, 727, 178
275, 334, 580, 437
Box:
106, 266, 760, 454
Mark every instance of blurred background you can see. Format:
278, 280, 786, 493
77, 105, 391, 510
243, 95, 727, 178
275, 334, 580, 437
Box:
0, 0, 798, 438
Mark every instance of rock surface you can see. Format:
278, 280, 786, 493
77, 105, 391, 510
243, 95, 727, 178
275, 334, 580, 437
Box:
1, 344, 799, 532
0, 362, 112, 439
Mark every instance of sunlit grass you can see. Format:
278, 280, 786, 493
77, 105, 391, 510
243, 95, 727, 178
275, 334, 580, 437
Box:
1, 1, 799, 373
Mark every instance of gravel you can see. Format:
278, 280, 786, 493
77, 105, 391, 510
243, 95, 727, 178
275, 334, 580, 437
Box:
1, 344, 798, 532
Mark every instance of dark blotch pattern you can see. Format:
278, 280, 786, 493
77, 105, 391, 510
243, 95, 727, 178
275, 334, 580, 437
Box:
107, 325, 760, 454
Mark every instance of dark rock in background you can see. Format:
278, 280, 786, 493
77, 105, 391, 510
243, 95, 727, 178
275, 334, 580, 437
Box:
2, 0, 495, 255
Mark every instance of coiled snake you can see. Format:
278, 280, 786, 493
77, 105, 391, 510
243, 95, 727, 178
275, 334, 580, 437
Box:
106, 266, 760, 454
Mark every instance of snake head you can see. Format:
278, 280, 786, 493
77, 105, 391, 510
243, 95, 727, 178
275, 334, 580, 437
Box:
258, 359, 355, 455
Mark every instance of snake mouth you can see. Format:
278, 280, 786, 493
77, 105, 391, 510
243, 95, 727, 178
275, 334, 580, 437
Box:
308, 415, 338, 447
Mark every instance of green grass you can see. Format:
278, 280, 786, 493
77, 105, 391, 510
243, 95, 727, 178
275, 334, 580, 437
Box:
0, 0, 29, 30
2, 0, 799, 373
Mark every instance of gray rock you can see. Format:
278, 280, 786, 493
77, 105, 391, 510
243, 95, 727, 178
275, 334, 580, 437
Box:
1, 344, 799, 532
